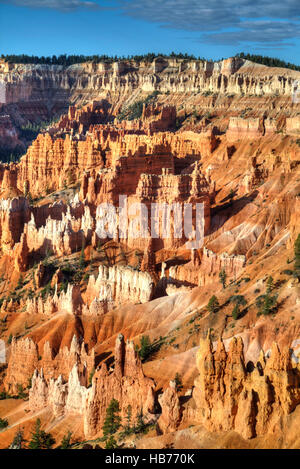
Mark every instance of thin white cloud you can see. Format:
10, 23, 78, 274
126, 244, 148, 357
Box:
202, 21, 300, 45
0, 0, 101, 11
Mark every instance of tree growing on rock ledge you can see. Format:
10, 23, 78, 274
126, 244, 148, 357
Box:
28, 418, 56, 450
102, 398, 121, 449
219, 269, 227, 289
0, 417, 8, 429
9, 428, 26, 449
256, 276, 278, 316
294, 234, 300, 279
229, 295, 247, 320
137, 335, 165, 362
207, 295, 220, 314
59, 431, 72, 450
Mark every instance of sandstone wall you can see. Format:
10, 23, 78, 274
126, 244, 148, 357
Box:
4, 334, 94, 394
85, 264, 154, 306
169, 247, 246, 287
28, 334, 156, 438
226, 117, 263, 141
1, 58, 299, 110
192, 335, 300, 439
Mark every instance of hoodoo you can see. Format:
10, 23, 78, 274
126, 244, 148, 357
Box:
0, 48, 300, 450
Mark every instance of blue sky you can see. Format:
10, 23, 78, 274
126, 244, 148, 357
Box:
1, 0, 300, 63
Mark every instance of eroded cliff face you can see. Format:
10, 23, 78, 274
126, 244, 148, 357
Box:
85, 264, 154, 306
11, 331, 300, 443
1, 58, 299, 109
0, 58, 300, 448
1, 55, 300, 155
0, 92, 298, 312
4, 334, 94, 394
193, 334, 299, 439
151, 334, 300, 441
4, 337, 38, 394
28, 334, 155, 438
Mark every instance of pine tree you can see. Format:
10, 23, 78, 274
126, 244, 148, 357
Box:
28, 418, 56, 449
102, 399, 121, 438
294, 234, 300, 278
105, 435, 118, 449
219, 269, 227, 289
16, 274, 23, 290
135, 409, 147, 434
229, 295, 247, 320
0, 418, 8, 429
60, 431, 72, 449
79, 240, 86, 270
138, 335, 152, 361
17, 384, 27, 399
89, 251, 94, 274
124, 405, 132, 434
232, 303, 241, 320
28, 419, 42, 449
229, 189, 235, 204
9, 428, 26, 449
207, 295, 220, 314
32, 264, 37, 291
174, 372, 183, 391
256, 278, 278, 316
88, 368, 95, 387
266, 276, 274, 294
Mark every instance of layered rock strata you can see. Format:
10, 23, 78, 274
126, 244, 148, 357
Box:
192, 335, 300, 439
28, 334, 156, 438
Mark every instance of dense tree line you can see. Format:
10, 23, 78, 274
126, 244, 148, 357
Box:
236, 52, 300, 71
1, 52, 206, 66
2, 52, 300, 71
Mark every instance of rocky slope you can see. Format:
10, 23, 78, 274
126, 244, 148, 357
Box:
0, 57, 299, 448
1, 55, 300, 154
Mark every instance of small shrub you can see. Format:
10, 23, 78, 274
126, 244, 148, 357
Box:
207, 295, 220, 314
282, 269, 294, 276
17, 384, 27, 400
88, 368, 95, 387
294, 234, 300, 278
256, 277, 278, 316
174, 373, 183, 392
229, 295, 247, 306
59, 431, 72, 449
137, 335, 165, 362
9, 428, 25, 449
243, 277, 251, 283
0, 418, 8, 429
232, 304, 241, 320
219, 269, 227, 289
